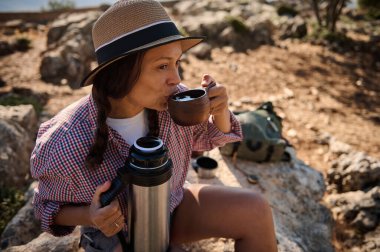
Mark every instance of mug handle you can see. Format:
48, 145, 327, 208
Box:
205, 81, 216, 93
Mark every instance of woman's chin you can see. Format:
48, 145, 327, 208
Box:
151, 103, 167, 112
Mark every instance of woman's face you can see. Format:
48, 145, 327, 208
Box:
124, 41, 182, 114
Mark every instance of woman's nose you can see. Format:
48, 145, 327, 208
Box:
168, 68, 181, 86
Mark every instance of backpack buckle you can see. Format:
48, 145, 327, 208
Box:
266, 117, 279, 132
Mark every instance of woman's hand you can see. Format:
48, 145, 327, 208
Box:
89, 181, 125, 237
201, 74, 229, 117
201, 74, 231, 133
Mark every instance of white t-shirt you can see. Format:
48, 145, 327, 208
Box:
106, 109, 148, 146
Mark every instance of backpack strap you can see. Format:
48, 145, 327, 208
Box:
231, 141, 241, 159
264, 145, 275, 162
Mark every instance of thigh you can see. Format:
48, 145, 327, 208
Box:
170, 184, 271, 244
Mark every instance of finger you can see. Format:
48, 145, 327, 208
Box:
102, 214, 125, 236
201, 74, 215, 87
92, 181, 112, 208
96, 199, 121, 220
104, 212, 125, 228
97, 206, 123, 229
208, 91, 228, 108
207, 85, 227, 99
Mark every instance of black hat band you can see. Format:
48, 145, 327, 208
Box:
95, 21, 181, 64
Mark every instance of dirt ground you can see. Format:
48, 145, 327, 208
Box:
0, 27, 379, 177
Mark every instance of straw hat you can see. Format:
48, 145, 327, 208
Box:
81, 0, 204, 87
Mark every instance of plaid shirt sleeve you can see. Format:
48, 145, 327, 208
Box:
30, 120, 78, 236
192, 111, 243, 151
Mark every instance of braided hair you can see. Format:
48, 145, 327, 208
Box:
86, 52, 159, 169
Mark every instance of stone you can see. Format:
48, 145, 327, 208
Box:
0, 105, 38, 187
0, 41, 14, 56
279, 16, 308, 40
3, 227, 81, 252
324, 148, 380, 251
185, 149, 334, 252
1, 184, 42, 249
40, 11, 102, 89
326, 151, 380, 193
189, 43, 212, 60
0, 104, 38, 133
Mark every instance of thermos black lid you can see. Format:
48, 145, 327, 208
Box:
126, 136, 172, 187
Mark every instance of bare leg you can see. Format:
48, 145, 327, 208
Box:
170, 184, 277, 252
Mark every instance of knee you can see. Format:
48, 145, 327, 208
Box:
240, 190, 273, 223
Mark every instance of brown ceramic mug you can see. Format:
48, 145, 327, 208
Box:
168, 88, 210, 126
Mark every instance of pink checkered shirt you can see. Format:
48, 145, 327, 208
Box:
30, 86, 242, 236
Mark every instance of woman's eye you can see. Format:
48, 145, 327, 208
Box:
159, 64, 168, 70
176, 60, 182, 67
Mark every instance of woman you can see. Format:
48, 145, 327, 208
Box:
30, 0, 277, 251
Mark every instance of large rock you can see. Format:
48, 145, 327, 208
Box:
326, 151, 380, 193
173, 0, 279, 51
0, 40, 14, 56
325, 150, 380, 251
3, 227, 81, 252
40, 11, 102, 89
279, 16, 308, 40
1, 182, 41, 249
0, 105, 37, 187
180, 11, 229, 40
183, 149, 334, 252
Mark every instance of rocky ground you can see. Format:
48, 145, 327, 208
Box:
0, 3, 380, 251
1, 22, 378, 174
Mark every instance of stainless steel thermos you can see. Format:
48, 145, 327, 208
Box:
100, 136, 172, 252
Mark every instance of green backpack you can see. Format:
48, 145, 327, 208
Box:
220, 102, 291, 162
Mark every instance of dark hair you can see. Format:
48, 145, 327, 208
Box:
86, 52, 159, 169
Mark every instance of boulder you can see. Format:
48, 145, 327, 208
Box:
0, 105, 37, 187
183, 149, 334, 252
173, 0, 279, 51
324, 150, 380, 251
40, 11, 102, 89
279, 16, 308, 40
1, 182, 41, 249
3, 227, 81, 252
189, 42, 212, 60
326, 151, 380, 193
0, 41, 14, 56
180, 11, 229, 40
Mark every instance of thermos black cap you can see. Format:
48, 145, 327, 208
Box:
126, 137, 172, 187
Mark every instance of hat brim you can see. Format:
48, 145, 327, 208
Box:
80, 36, 204, 87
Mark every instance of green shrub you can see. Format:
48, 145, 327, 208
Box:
308, 24, 352, 44
359, 0, 380, 19
277, 4, 298, 17
0, 94, 43, 115
0, 187, 25, 235
226, 16, 250, 34
323, 31, 351, 44
13, 37, 31, 52
45, 0, 75, 11
358, 0, 380, 9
